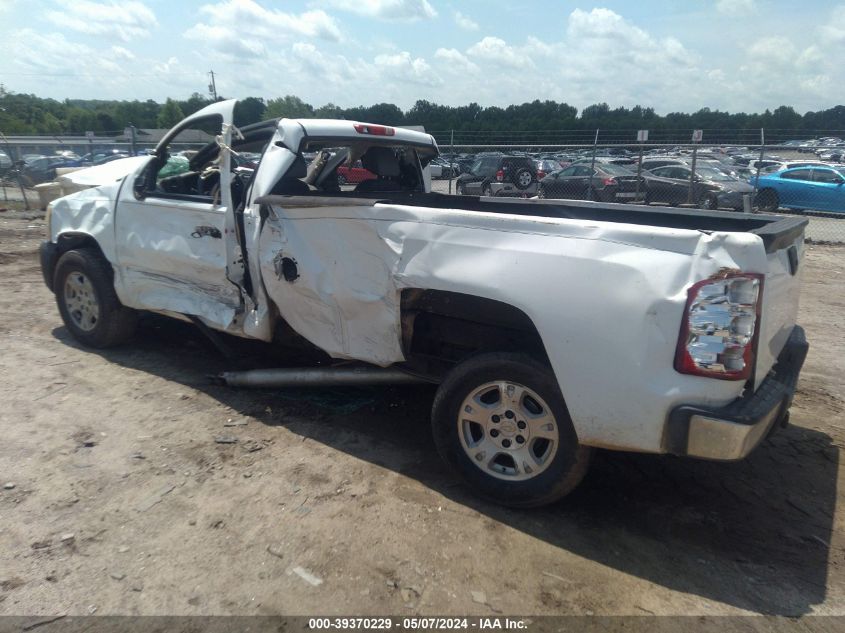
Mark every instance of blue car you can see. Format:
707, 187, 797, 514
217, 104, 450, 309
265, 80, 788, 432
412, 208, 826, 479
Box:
752, 165, 845, 213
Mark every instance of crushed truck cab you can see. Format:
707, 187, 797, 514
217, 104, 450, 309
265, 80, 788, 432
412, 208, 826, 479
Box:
41, 100, 809, 507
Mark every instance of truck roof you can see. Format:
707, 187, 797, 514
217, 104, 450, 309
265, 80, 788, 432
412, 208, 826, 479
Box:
282, 118, 437, 149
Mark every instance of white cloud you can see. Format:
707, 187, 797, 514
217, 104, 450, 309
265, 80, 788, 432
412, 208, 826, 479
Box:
746, 36, 796, 65
374, 51, 441, 86
110, 46, 136, 61
325, 0, 436, 21
184, 0, 341, 58
716, 0, 756, 15
45, 0, 158, 42
154, 56, 180, 75
467, 36, 533, 69
454, 11, 479, 31
434, 48, 479, 73
819, 4, 845, 43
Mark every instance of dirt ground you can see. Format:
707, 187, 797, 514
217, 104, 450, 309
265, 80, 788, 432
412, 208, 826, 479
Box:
0, 209, 844, 618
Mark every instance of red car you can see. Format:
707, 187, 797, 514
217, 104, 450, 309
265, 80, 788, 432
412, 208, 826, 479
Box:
337, 161, 376, 185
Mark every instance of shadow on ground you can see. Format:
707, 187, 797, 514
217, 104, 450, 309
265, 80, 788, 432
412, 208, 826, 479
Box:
52, 316, 838, 616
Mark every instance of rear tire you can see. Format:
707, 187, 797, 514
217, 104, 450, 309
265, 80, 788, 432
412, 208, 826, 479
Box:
54, 248, 137, 348
431, 352, 592, 507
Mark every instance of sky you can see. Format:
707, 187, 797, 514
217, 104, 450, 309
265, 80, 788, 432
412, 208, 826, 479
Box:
0, 0, 843, 114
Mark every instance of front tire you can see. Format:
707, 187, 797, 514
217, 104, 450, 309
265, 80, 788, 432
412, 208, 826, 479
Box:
431, 353, 592, 507
54, 248, 137, 348
698, 193, 718, 210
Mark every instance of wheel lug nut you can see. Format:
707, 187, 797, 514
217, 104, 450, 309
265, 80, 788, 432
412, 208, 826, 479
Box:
505, 411, 514, 419
491, 415, 500, 423
490, 429, 499, 438
517, 421, 526, 430
516, 435, 525, 444
502, 439, 511, 448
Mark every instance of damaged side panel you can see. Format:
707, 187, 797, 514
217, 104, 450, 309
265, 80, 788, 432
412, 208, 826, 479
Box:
258, 201, 769, 453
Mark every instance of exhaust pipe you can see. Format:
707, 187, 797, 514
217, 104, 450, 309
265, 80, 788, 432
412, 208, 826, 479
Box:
220, 366, 431, 389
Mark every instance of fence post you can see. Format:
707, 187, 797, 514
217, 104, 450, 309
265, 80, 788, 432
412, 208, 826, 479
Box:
448, 128, 454, 195
130, 124, 137, 156
635, 131, 645, 203
687, 137, 699, 205
587, 128, 599, 200
1, 129, 29, 209
752, 128, 765, 200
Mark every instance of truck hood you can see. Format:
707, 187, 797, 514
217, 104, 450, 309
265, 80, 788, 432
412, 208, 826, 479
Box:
56, 156, 149, 188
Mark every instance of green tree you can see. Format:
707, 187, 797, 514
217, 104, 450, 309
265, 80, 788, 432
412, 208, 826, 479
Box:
265, 95, 314, 119
234, 96, 266, 126
156, 98, 185, 129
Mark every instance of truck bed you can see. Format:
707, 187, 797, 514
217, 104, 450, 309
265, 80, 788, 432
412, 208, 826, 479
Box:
255, 191, 808, 254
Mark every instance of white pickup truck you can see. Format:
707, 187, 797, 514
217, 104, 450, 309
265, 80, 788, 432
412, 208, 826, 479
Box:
40, 99, 809, 507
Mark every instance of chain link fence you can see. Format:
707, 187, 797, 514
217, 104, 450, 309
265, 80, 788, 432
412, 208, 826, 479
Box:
426, 129, 845, 244
3, 128, 845, 244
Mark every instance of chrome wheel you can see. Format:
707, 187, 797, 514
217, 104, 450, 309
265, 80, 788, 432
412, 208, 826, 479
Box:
63, 272, 99, 332
457, 381, 559, 481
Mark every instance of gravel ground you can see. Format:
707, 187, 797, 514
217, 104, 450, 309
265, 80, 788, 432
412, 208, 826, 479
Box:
0, 210, 844, 619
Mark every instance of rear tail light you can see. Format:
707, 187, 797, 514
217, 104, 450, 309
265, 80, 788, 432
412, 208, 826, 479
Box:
537, 170, 546, 179
675, 273, 764, 381
353, 123, 395, 136
602, 177, 617, 187
496, 169, 504, 182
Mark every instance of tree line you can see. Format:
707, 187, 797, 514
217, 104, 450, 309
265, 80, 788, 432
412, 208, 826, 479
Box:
1, 85, 844, 144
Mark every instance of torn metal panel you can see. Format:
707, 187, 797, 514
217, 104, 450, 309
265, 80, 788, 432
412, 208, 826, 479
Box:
257, 199, 775, 453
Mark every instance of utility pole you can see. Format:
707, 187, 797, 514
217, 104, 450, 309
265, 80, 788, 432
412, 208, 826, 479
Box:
208, 70, 218, 101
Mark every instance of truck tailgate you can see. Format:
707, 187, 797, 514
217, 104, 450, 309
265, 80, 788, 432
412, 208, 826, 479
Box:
751, 217, 807, 390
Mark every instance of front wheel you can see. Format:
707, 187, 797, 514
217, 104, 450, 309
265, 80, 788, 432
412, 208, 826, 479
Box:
698, 193, 718, 210
431, 353, 592, 507
54, 248, 138, 348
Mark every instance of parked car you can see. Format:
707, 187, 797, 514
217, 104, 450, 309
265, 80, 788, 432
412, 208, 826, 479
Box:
752, 165, 845, 213
535, 159, 560, 181
455, 155, 538, 197
429, 157, 460, 179
639, 157, 686, 171
80, 149, 131, 166
759, 160, 829, 174
537, 161, 645, 202
336, 160, 376, 185
20, 155, 84, 187
644, 165, 754, 210
0, 150, 11, 175
40, 100, 810, 507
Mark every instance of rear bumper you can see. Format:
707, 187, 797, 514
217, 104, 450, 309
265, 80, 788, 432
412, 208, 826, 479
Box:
39, 240, 60, 292
664, 325, 808, 460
